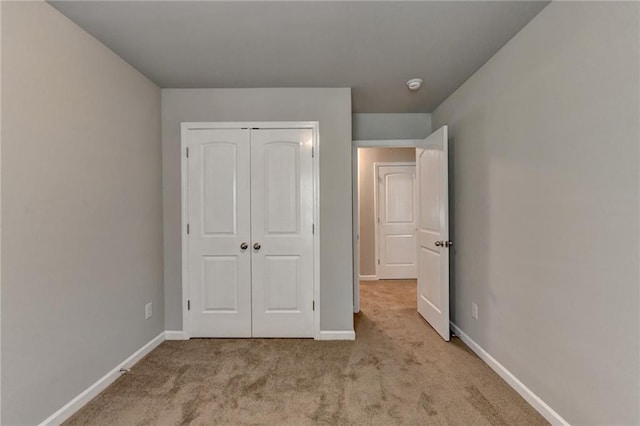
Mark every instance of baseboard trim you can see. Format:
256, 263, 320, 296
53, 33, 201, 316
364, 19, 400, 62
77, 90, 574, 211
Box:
318, 330, 356, 340
164, 330, 186, 340
359, 275, 378, 281
450, 323, 569, 426
39, 332, 165, 426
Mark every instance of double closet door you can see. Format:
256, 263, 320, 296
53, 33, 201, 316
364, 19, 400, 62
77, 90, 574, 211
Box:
185, 126, 314, 338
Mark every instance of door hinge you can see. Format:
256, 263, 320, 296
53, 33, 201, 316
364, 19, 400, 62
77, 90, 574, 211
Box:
312, 146, 314, 158
377, 217, 380, 223
187, 224, 190, 234
312, 224, 315, 234
378, 258, 380, 265
187, 300, 191, 310
313, 300, 315, 311
186, 147, 189, 158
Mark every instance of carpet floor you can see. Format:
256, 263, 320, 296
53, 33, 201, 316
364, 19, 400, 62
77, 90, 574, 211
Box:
65, 280, 547, 425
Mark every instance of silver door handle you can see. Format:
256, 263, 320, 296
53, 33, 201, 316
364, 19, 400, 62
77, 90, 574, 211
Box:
253, 243, 261, 250
435, 241, 444, 247
240, 242, 248, 250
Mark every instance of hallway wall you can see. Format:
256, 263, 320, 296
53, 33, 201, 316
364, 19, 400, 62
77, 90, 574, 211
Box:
352, 113, 431, 140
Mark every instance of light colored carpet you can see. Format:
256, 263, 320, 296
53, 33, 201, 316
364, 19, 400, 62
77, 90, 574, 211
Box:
65, 280, 547, 425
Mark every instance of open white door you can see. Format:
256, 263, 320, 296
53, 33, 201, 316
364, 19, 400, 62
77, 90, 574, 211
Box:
416, 126, 450, 341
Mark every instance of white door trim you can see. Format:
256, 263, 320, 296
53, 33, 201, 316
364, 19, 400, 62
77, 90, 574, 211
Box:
352, 140, 418, 313
181, 121, 320, 340
353, 145, 360, 312
354, 139, 424, 148
373, 162, 416, 280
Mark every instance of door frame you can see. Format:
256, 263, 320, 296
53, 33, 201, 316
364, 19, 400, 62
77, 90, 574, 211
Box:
373, 162, 416, 280
352, 139, 423, 313
181, 121, 321, 339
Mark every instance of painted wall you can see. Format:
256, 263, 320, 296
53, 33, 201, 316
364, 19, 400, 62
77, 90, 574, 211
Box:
432, 2, 639, 424
352, 113, 431, 140
358, 148, 416, 277
1, 2, 163, 424
162, 88, 353, 333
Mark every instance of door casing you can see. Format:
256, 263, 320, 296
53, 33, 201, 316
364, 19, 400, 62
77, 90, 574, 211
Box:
352, 140, 423, 313
181, 121, 320, 339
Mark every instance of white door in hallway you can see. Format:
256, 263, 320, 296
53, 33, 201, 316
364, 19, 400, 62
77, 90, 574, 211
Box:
416, 126, 450, 341
250, 129, 315, 337
186, 128, 252, 337
377, 164, 417, 279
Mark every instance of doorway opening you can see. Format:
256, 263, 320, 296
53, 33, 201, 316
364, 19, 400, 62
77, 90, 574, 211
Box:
357, 148, 416, 281
352, 141, 420, 315
352, 128, 451, 341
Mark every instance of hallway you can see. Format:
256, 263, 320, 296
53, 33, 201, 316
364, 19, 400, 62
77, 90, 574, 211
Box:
65, 280, 546, 425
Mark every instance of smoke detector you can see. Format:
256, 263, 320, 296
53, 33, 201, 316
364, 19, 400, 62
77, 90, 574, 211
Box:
406, 78, 423, 91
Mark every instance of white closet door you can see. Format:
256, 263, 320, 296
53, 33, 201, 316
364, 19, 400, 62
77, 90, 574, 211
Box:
187, 128, 252, 337
378, 164, 417, 279
250, 129, 314, 337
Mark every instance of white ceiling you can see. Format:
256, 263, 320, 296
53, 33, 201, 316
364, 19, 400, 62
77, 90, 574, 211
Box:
49, 1, 549, 113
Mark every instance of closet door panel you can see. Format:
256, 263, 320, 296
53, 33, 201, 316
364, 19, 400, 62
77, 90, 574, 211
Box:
264, 255, 300, 311
187, 128, 252, 337
264, 142, 300, 234
251, 129, 314, 337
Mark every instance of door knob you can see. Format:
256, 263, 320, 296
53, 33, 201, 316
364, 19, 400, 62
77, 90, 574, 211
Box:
435, 241, 444, 247
253, 243, 261, 250
240, 242, 248, 250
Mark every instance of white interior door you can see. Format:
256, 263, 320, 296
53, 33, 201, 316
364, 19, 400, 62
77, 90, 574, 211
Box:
416, 126, 450, 341
250, 128, 315, 337
187, 128, 252, 337
377, 164, 417, 279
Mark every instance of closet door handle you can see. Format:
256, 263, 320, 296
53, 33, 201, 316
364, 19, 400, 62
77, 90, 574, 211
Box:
240, 242, 248, 250
435, 241, 444, 247
253, 243, 261, 251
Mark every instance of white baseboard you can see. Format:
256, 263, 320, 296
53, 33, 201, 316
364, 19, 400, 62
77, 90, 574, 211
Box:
164, 330, 186, 340
39, 332, 165, 426
318, 330, 356, 340
450, 323, 569, 426
359, 275, 378, 281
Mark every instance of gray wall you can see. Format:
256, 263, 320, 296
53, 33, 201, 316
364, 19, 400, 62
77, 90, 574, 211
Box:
432, 2, 639, 424
358, 148, 416, 276
1, 2, 164, 424
352, 113, 431, 140
162, 88, 353, 332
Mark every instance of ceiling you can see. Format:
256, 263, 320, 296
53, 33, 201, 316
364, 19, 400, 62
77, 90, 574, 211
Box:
49, 1, 549, 113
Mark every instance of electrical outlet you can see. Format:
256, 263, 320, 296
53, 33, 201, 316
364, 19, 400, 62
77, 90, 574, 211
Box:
471, 302, 478, 319
145, 302, 152, 320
